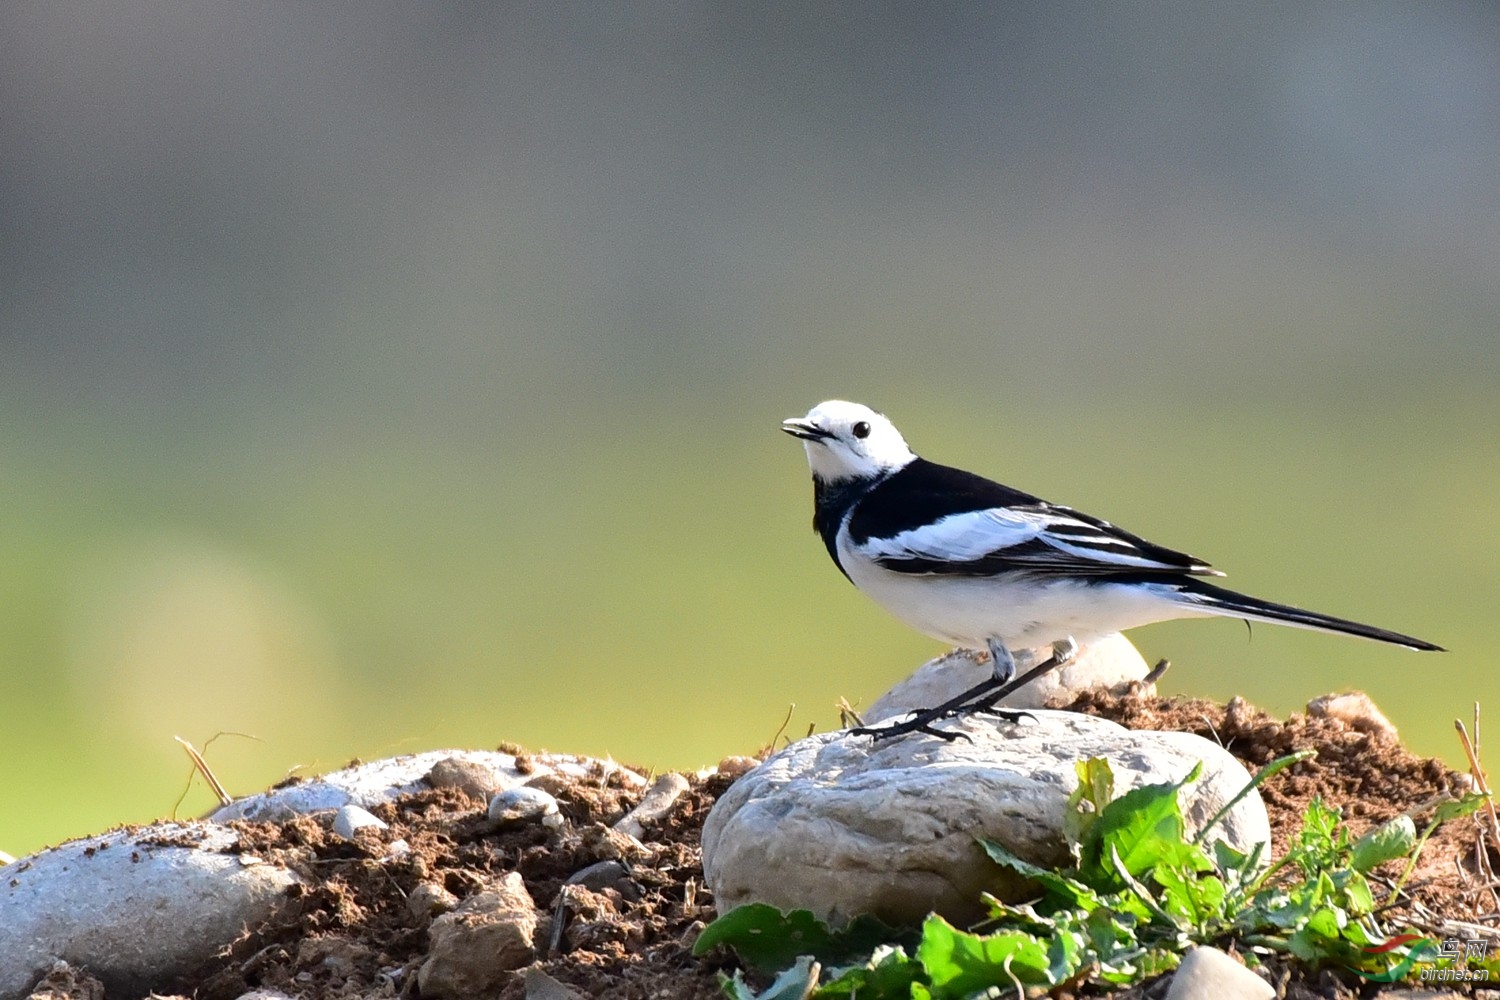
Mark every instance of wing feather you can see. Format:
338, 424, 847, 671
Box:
861, 503, 1221, 578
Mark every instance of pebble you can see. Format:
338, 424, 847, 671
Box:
614, 772, 689, 839
1306, 691, 1399, 741
1165, 946, 1273, 1000
425, 756, 502, 801
332, 805, 388, 840
488, 787, 563, 828
407, 882, 459, 920
522, 969, 585, 1000
714, 756, 759, 779
566, 860, 640, 901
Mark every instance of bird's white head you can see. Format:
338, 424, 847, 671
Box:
780, 400, 916, 483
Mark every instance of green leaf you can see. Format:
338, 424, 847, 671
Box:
1433, 791, 1488, 824
917, 914, 1057, 993
980, 838, 1101, 911
1351, 815, 1416, 872
811, 945, 922, 999
1080, 765, 1210, 889
1153, 865, 1227, 929
1064, 757, 1116, 847
694, 904, 901, 973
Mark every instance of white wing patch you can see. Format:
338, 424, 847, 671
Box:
858, 506, 1211, 575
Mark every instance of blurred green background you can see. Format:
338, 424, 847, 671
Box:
2, 5, 1496, 858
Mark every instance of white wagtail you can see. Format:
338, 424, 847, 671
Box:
781, 400, 1443, 738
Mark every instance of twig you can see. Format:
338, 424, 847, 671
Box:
767, 703, 795, 751
174, 736, 233, 808
1142, 657, 1172, 685
835, 697, 866, 729
1456, 708, 1500, 849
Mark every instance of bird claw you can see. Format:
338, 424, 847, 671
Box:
852, 718, 971, 743
972, 705, 1034, 725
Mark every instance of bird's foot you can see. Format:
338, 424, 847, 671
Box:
850, 716, 972, 743
850, 637, 1079, 743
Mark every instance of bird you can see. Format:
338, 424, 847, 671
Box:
781, 400, 1442, 733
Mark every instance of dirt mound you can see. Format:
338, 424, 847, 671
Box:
35, 692, 1496, 999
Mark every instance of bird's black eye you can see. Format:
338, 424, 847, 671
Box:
852, 421, 871, 439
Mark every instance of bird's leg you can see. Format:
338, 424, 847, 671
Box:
971, 636, 1079, 714
985, 637, 1016, 685
853, 638, 1081, 742
972, 640, 1031, 723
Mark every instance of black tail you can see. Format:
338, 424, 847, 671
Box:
1174, 578, 1444, 652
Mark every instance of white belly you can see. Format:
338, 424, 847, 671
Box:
838, 534, 1209, 649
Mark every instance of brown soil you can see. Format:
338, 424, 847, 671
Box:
34, 691, 1500, 1000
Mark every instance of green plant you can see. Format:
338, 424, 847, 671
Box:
695, 753, 1486, 999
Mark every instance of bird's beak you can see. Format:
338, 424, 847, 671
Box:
780, 417, 830, 442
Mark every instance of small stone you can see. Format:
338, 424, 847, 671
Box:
578, 824, 644, 861
714, 756, 759, 779
24, 961, 105, 1000
1307, 691, 1399, 741
613, 772, 690, 839
488, 787, 562, 827
425, 756, 502, 802
566, 860, 640, 901
1165, 946, 1273, 1000
408, 882, 460, 920
332, 805, 387, 840
0, 850, 14, 866
523, 969, 585, 1000
418, 872, 537, 999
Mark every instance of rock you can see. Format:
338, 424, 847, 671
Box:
566, 860, 640, 901
418, 872, 538, 999
1307, 691, 1398, 741
577, 824, 645, 861
331, 804, 388, 839
714, 755, 760, 778
407, 881, 459, 920
613, 772, 690, 839
426, 755, 505, 801
211, 749, 645, 824
488, 787, 563, 827
865, 633, 1151, 722
1165, 946, 1274, 1000
0, 823, 300, 1000
702, 711, 1267, 926
22, 962, 104, 1000
523, 969, 586, 1000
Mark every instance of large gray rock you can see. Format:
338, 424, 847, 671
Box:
865, 633, 1151, 723
702, 711, 1267, 926
211, 749, 646, 823
0, 823, 300, 1000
